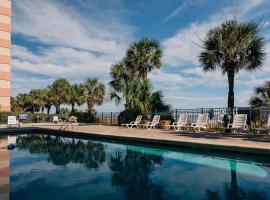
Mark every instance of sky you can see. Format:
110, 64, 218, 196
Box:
11, 0, 270, 112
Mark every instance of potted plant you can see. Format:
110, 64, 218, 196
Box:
160, 114, 173, 130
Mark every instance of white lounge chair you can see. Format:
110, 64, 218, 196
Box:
53, 116, 59, 124
253, 114, 270, 135
191, 113, 208, 132
169, 113, 188, 131
7, 116, 20, 128
228, 114, 248, 134
121, 115, 142, 128
143, 115, 160, 130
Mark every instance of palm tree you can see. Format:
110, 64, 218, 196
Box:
10, 96, 23, 113
48, 79, 71, 114
44, 88, 53, 114
83, 78, 106, 113
199, 19, 265, 110
69, 83, 84, 113
16, 93, 32, 112
29, 89, 46, 112
249, 81, 270, 107
126, 37, 163, 80
110, 61, 138, 110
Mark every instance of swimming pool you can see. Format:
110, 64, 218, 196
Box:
1, 133, 270, 200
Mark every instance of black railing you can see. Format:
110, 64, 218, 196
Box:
1, 107, 270, 132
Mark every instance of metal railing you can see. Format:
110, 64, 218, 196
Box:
1, 107, 270, 133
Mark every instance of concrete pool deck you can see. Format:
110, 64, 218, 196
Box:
1, 123, 269, 155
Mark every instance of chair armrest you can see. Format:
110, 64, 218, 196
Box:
172, 122, 177, 126
243, 124, 248, 130
202, 123, 208, 128
191, 123, 196, 127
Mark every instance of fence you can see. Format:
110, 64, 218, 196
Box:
95, 112, 119, 125
1, 107, 270, 132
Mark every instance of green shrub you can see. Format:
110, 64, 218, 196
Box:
118, 110, 142, 125
73, 112, 95, 123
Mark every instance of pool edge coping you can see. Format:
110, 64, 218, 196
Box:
1, 127, 270, 156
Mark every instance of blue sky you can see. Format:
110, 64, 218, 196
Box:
11, 0, 270, 111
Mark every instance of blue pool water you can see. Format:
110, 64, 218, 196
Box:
1, 133, 270, 200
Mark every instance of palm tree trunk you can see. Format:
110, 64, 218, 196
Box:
227, 71, 235, 110
71, 103, 75, 113
55, 104, 60, 114
47, 105, 51, 114
143, 71, 148, 81
87, 102, 94, 113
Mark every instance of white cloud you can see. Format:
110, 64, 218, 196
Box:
12, 45, 114, 81
13, 0, 133, 57
163, 0, 207, 22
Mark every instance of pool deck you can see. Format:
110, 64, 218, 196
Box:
1, 123, 270, 155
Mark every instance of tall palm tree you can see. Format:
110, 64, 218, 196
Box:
249, 81, 270, 107
126, 37, 163, 80
199, 19, 265, 110
48, 79, 71, 114
69, 83, 84, 113
110, 61, 138, 109
83, 78, 106, 113
29, 89, 47, 112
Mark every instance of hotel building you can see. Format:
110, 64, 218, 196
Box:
0, 0, 11, 112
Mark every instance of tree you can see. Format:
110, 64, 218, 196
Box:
199, 19, 265, 110
44, 88, 53, 114
249, 81, 270, 107
10, 96, 23, 113
83, 78, 106, 113
126, 37, 163, 80
29, 89, 47, 112
69, 84, 84, 113
15, 93, 32, 112
48, 79, 71, 114
110, 61, 136, 110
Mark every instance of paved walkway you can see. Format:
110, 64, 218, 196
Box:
1, 124, 270, 155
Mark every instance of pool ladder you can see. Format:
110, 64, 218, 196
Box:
59, 122, 73, 131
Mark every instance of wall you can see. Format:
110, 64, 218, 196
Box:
0, 0, 11, 112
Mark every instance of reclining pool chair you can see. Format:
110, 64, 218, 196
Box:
143, 115, 160, 130
228, 114, 248, 134
121, 115, 142, 128
191, 113, 209, 132
169, 113, 188, 131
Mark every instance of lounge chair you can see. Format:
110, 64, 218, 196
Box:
169, 113, 188, 131
69, 116, 78, 125
7, 116, 20, 128
142, 115, 160, 130
253, 114, 270, 135
53, 116, 59, 124
191, 113, 208, 132
121, 115, 142, 128
227, 114, 248, 134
